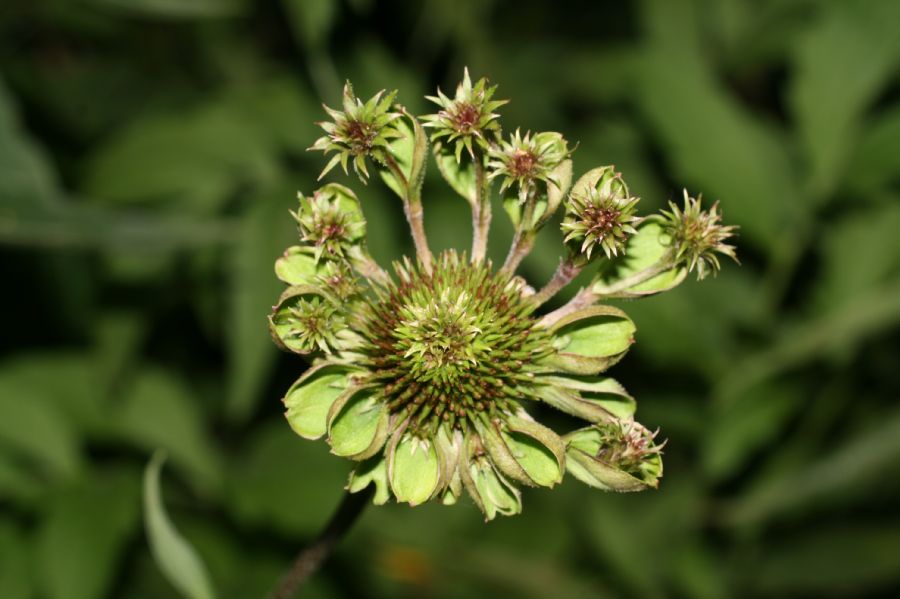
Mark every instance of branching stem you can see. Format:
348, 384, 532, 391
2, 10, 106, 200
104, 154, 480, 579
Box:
531, 258, 584, 307
384, 154, 433, 273
501, 193, 538, 275
471, 154, 492, 263
270, 487, 374, 599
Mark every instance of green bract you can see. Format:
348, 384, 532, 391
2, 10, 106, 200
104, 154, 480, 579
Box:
271, 71, 738, 520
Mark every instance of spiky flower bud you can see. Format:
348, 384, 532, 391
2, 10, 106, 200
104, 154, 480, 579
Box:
274, 72, 738, 521
423, 68, 508, 161
292, 184, 367, 263
309, 82, 402, 182
564, 419, 663, 491
488, 130, 569, 204
561, 166, 641, 260
660, 190, 739, 280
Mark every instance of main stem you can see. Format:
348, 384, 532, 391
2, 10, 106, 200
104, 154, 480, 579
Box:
271, 487, 374, 599
470, 155, 491, 263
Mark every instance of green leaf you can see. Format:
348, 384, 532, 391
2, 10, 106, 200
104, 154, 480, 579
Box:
846, 106, 900, 196
0, 377, 83, 480
0, 78, 61, 213
83, 99, 276, 214
702, 382, 801, 481
111, 369, 222, 494
283, 363, 353, 439
0, 521, 31, 599
789, 0, 900, 200
90, 0, 245, 18
756, 525, 900, 595
36, 469, 141, 599
227, 423, 348, 536
389, 435, 440, 506
143, 453, 216, 599
282, 0, 337, 48
635, 0, 798, 247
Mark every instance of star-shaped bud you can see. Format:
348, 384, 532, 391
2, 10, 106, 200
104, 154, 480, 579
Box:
292, 184, 367, 263
309, 82, 402, 182
561, 166, 641, 260
487, 130, 569, 204
423, 68, 508, 161
660, 191, 739, 280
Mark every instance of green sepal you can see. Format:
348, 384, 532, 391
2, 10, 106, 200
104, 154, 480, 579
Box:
283, 363, 355, 439
502, 415, 566, 487
326, 387, 390, 460
434, 425, 463, 498
388, 433, 441, 506
593, 220, 687, 298
540, 306, 636, 375
460, 434, 522, 521
476, 418, 534, 487
535, 374, 636, 422
347, 454, 391, 505
563, 425, 663, 492
433, 141, 479, 206
274, 246, 326, 286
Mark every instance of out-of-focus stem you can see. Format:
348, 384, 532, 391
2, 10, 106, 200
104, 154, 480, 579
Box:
270, 487, 374, 599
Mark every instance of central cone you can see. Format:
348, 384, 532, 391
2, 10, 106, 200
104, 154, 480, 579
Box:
359, 251, 551, 435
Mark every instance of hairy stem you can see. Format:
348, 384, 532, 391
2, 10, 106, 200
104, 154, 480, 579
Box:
270, 487, 374, 599
471, 155, 491, 263
531, 258, 584, 307
350, 248, 391, 286
539, 285, 598, 328
500, 194, 537, 275
384, 154, 433, 273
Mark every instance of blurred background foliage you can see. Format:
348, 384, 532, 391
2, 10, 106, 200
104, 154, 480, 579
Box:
2, 0, 900, 597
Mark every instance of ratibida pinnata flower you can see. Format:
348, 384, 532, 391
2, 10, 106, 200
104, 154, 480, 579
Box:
270, 70, 738, 520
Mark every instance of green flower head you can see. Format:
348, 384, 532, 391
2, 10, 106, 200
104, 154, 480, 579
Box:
423, 68, 508, 161
310, 82, 402, 182
488, 130, 569, 204
272, 73, 737, 520
561, 166, 641, 261
660, 190, 739, 280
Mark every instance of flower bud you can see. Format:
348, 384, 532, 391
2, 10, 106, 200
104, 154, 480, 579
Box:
293, 184, 367, 263
268, 285, 346, 354
564, 419, 663, 491
310, 82, 402, 181
488, 130, 569, 205
561, 166, 640, 260
660, 190, 739, 280
423, 68, 508, 161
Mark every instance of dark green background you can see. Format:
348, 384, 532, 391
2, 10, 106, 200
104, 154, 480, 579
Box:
2, 0, 900, 597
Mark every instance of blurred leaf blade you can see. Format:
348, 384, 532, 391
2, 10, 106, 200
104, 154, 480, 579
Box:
143, 452, 217, 599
